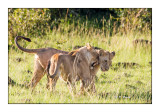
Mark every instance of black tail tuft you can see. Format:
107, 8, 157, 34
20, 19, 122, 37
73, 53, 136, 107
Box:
25, 38, 31, 42
15, 36, 31, 42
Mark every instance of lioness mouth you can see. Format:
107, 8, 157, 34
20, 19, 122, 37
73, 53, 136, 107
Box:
91, 61, 98, 67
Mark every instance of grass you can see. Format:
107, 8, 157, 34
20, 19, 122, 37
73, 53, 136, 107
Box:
8, 27, 151, 103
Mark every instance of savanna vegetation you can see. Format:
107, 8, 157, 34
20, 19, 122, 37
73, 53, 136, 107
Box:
8, 8, 152, 103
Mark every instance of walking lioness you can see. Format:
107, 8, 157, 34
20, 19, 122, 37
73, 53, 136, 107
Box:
15, 36, 68, 90
15, 36, 115, 92
47, 45, 99, 94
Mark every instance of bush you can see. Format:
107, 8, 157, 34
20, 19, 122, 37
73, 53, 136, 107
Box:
8, 8, 51, 46
8, 8, 152, 47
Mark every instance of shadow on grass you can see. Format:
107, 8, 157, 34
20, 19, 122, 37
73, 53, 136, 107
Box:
8, 76, 29, 89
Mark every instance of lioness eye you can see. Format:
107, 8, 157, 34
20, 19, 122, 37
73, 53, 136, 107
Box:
105, 60, 107, 62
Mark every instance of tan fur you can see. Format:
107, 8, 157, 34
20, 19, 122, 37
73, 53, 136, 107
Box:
47, 46, 99, 94
15, 36, 115, 93
15, 36, 68, 90
75, 50, 115, 93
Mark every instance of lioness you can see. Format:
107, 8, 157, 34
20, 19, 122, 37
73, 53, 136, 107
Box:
47, 46, 99, 94
15, 36, 115, 92
47, 49, 115, 94
15, 36, 98, 90
89, 50, 115, 93
15, 36, 68, 90
73, 45, 115, 93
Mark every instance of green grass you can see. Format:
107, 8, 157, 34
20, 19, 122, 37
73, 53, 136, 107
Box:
8, 28, 151, 103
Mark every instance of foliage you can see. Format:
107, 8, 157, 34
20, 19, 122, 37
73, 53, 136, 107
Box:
111, 8, 152, 34
8, 8, 151, 103
8, 8, 51, 46
8, 8, 152, 47
48, 8, 151, 36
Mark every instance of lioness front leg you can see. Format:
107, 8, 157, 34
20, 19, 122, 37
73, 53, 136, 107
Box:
79, 80, 85, 95
79, 78, 91, 95
90, 78, 96, 94
67, 82, 76, 95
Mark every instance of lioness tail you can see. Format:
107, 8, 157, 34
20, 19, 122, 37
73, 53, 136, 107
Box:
15, 36, 43, 53
48, 55, 61, 79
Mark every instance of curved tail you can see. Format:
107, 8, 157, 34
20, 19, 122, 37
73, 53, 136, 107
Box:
47, 55, 61, 79
15, 36, 42, 53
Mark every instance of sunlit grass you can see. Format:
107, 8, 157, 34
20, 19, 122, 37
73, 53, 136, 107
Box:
8, 25, 151, 103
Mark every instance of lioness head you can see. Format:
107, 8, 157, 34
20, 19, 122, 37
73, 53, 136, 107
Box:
99, 50, 115, 71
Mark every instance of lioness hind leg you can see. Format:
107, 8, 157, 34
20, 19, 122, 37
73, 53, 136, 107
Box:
67, 75, 77, 95
49, 69, 61, 93
29, 59, 45, 91
49, 76, 59, 93
46, 74, 50, 89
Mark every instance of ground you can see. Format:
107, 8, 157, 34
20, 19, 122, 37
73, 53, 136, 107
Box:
8, 31, 151, 103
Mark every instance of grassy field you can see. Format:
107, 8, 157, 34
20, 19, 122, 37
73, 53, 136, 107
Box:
8, 28, 151, 103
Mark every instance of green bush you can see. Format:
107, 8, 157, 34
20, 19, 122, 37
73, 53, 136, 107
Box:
8, 8, 51, 46
8, 8, 152, 47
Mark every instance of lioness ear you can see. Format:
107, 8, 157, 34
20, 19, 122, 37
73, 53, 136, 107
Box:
110, 51, 115, 59
112, 51, 115, 56
99, 49, 105, 56
86, 43, 92, 50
